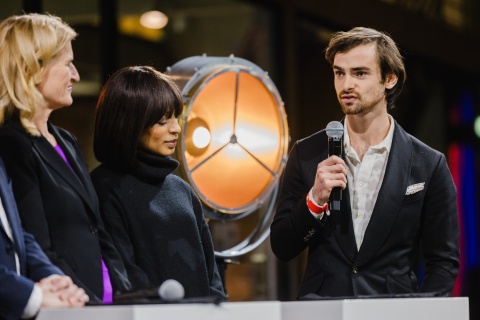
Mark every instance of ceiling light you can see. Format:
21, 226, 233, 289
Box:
140, 10, 168, 29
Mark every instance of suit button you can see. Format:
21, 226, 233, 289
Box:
352, 267, 359, 274
5, 244, 14, 254
89, 225, 98, 234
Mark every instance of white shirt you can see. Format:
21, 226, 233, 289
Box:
0, 196, 42, 318
0, 196, 20, 274
344, 115, 395, 250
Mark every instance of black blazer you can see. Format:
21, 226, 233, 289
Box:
0, 121, 131, 302
270, 120, 460, 298
0, 158, 63, 320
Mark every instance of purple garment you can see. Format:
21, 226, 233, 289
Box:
54, 144, 113, 303
54, 144, 72, 168
101, 259, 113, 303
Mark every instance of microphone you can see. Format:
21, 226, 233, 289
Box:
159, 279, 185, 301
325, 121, 344, 211
113, 279, 185, 304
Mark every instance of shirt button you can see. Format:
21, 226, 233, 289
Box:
352, 267, 359, 274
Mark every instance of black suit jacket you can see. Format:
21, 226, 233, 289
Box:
0, 157, 63, 320
0, 121, 131, 302
270, 120, 460, 298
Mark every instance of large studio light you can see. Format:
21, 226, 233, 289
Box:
167, 55, 289, 257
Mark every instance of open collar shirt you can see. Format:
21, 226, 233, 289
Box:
343, 115, 395, 250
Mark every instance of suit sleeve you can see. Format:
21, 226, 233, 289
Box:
270, 141, 328, 262
0, 263, 35, 320
420, 154, 460, 295
23, 229, 63, 281
0, 231, 61, 320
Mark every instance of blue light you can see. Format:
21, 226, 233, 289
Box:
461, 145, 479, 267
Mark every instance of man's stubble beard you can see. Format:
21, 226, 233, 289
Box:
340, 100, 365, 115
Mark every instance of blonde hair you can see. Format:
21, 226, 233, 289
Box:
0, 13, 77, 136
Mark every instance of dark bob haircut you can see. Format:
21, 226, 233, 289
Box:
325, 27, 406, 110
94, 65, 183, 169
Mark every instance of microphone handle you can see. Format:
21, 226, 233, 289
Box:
328, 137, 343, 210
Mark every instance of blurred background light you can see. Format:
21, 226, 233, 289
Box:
140, 10, 168, 29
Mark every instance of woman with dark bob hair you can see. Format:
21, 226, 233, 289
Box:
91, 65, 226, 300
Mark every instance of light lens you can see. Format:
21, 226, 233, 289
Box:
192, 126, 211, 148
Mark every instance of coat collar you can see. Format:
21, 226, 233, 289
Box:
29, 123, 98, 215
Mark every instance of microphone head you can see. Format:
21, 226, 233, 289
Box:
326, 121, 344, 139
158, 279, 185, 302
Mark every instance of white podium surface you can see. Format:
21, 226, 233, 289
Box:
37, 298, 469, 320
37, 301, 282, 320
282, 297, 469, 320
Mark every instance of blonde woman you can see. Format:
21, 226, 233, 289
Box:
0, 13, 131, 303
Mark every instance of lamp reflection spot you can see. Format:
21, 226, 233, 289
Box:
185, 118, 210, 157
192, 126, 211, 148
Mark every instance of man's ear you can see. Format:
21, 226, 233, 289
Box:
385, 73, 398, 89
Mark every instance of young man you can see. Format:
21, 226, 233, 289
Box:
0, 158, 88, 319
270, 27, 459, 298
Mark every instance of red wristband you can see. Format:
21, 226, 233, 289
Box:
306, 192, 328, 214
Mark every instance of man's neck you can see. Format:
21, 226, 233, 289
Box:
346, 112, 391, 161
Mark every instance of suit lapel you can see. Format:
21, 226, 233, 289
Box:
0, 160, 25, 260
355, 123, 412, 266
331, 185, 358, 261
31, 125, 97, 215
49, 124, 99, 208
